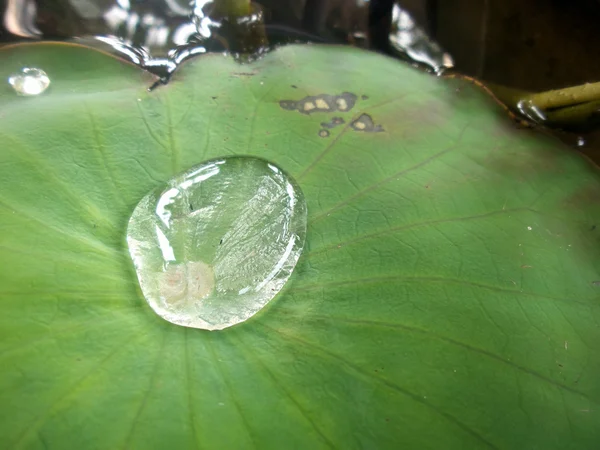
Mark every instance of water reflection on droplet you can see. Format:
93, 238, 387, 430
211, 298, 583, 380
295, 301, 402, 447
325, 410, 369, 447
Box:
577, 136, 586, 147
64, 0, 271, 83
127, 157, 307, 331
389, 2, 454, 74
8, 67, 50, 96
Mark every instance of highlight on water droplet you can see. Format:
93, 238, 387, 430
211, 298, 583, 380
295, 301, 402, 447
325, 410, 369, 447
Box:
8, 68, 50, 96
127, 156, 307, 330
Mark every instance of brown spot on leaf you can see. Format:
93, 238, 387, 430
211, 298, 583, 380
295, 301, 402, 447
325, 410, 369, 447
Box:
318, 129, 330, 138
303, 102, 316, 112
320, 117, 345, 129
278, 92, 357, 115
231, 71, 257, 78
336, 98, 348, 111
279, 100, 297, 111
350, 113, 384, 132
315, 98, 329, 110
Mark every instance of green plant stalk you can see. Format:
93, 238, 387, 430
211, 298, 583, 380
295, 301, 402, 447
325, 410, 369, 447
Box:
543, 99, 600, 125
525, 81, 600, 110
213, 0, 251, 17
487, 81, 600, 127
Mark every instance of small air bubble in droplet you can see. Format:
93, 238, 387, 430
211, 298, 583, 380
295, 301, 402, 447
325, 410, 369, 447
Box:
8, 68, 50, 96
577, 136, 586, 147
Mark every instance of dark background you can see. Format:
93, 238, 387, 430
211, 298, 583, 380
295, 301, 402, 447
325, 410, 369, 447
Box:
377, 0, 600, 91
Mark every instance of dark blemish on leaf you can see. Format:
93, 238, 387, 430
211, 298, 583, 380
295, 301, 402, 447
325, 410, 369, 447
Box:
211, 96, 218, 100
318, 129, 330, 138
278, 92, 357, 115
591, 225, 596, 231
291, 85, 297, 89
350, 113, 384, 132
190, 203, 194, 211
592, 281, 600, 286
320, 116, 345, 129
302, 94, 337, 114
231, 71, 257, 78
361, 95, 369, 100
220, 239, 223, 245
279, 100, 297, 111
335, 92, 357, 111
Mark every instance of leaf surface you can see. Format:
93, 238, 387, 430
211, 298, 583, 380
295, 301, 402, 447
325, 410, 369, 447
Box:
1, 42, 599, 450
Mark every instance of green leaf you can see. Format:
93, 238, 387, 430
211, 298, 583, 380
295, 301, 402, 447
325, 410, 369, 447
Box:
1, 42, 599, 450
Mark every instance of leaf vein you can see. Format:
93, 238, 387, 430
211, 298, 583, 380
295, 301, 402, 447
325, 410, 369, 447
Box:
259, 322, 499, 450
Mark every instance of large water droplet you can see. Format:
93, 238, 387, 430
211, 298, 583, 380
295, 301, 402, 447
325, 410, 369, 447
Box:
8, 68, 50, 96
127, 157, 307, 330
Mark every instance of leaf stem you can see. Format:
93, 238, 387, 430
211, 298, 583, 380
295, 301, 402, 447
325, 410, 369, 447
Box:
523, 81, 600, 111
487, 81, 600, 128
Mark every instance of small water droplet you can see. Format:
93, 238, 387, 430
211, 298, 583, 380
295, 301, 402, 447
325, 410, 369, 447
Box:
8, 68, 50, 96
577, 136, 586, 147
127, 157, 307, 330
